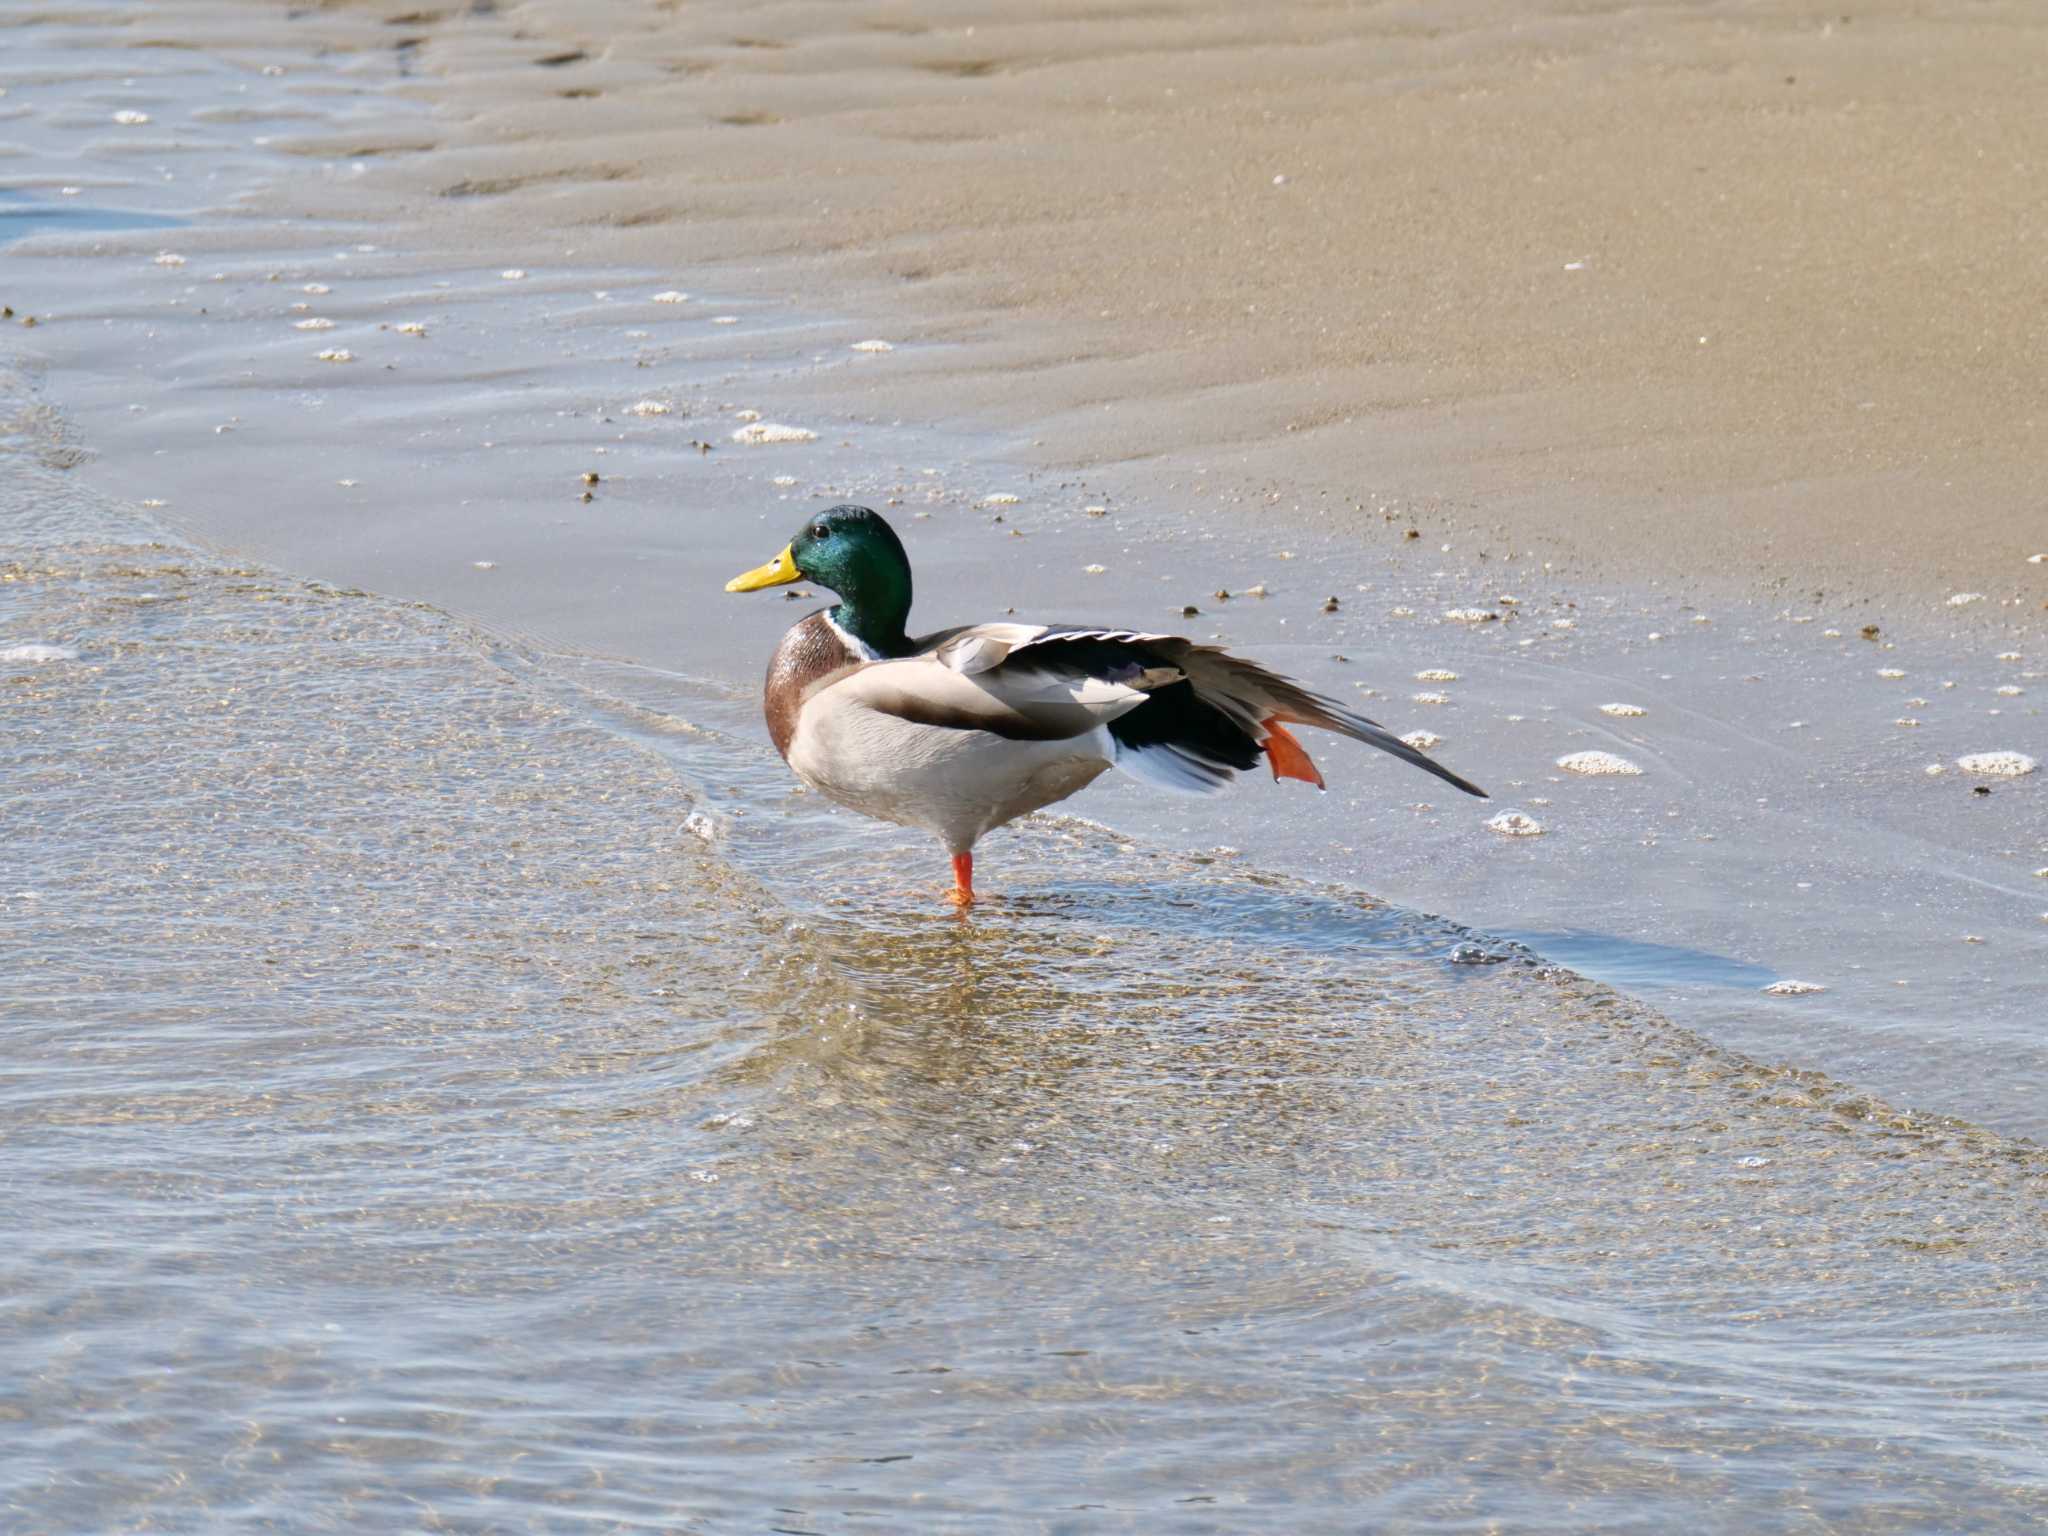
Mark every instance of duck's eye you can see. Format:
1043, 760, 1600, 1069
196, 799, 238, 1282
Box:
810, 524, 831, 541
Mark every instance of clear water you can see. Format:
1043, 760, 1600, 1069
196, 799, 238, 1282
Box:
8, 369, 2048, 1533
5, 7, 2047, 1532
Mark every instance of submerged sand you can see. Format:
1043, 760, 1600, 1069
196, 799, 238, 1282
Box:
257, 0, 2048, 608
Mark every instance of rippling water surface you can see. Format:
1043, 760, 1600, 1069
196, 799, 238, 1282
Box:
6, 400, 2047, 1532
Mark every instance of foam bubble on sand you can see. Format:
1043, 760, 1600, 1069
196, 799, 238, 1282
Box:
1401, 729, 1443, 750
1763, 980, 1827, 996
1894, 718, 1921, 728
303, 283, 330, 295
113, 110, 150, 125
771, 475, 797, 487
2034, 868, 2048, 879
851, 339, 894, 352
1083, 564, 1107, 575
733, 409, 762, 423
730, 422, 817, 445
1552, 618, 1577, 630
711, 315, 739, 325
981, 493, 1021, 506
2030, 554, 2046, 564
627, 399, 673, 416
1557, 751, 1643, 776
1955, 751, 2036, 777
1996, 685, 2023, 696
0, 643, 79, 663
652, 290, 689, 303
1924, 764, 1947, 776
1415, 669, 1459, 682
1412, 691, 1449, 705
1997, 651, 2023, 661
501, 269, 527, 280
1598, 702, 1646, 717
1486, 810, 1543, 836
1877, 667, 1905, 678
396, 322, 427, 336
314, 348, 353, 363
1947, 592, 1986, 606
1443, 607, 1497, 624
294, 317, 335, 331
152, 252, 186, 267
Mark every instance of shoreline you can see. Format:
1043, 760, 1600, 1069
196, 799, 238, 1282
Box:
3, 0, 2043, 1136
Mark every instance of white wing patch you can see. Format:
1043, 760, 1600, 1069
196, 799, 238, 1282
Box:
1110, 739, 1238, 796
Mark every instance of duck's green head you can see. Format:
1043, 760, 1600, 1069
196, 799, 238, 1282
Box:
725, 504, 913, 654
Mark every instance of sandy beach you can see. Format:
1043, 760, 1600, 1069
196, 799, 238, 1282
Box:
271, 0, 2048, 607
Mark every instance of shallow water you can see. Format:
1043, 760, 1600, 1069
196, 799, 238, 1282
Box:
5, 7, 2048, 1532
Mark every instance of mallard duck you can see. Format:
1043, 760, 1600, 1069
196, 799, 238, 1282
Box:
727, 505, 1487, 903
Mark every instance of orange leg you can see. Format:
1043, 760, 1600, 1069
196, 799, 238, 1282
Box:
947, 850, 975, 906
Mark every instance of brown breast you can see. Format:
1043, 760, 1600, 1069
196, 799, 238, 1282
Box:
763, 611, 863, 760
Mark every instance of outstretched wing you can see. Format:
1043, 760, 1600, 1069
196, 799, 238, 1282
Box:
915, 624, 1488, 799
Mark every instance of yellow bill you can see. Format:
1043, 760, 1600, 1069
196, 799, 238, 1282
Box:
725, 544, 800, 593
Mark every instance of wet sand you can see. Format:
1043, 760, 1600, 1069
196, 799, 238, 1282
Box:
2, 0, 2041, 1134
284, 0, 2048, 608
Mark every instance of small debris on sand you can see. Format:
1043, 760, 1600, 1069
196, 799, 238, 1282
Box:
1486, 810, 1544, 837
1894, 718, 1921, 728
730, 422, 818, 444
1955, 751, 2036, 777
1401, 730, 1443, 750
1557, 751, 1643, 776
1083, 564, 1106, 575
627, 399, 674, 416
1321, 596, 1340, 613
581, 471, 600, 485
1084, 505, 1108, 517
850, 339, 894, 352
1598, 702, 1646, 717
1763, 980, 1827, 996
396, 322, 427, 336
